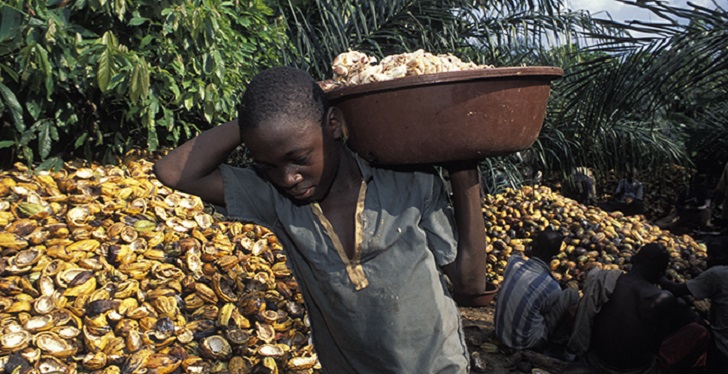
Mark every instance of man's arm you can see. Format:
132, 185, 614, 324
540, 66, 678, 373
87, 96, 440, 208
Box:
153, 120, 241, 207
658, 276, 692, 297
635, 183, 644, 200
652, 290, 678, 340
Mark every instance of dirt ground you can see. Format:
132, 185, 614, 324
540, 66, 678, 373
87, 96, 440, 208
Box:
458, 306, 575, 374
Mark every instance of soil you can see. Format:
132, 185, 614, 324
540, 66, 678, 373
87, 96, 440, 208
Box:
458, 306, 577, 374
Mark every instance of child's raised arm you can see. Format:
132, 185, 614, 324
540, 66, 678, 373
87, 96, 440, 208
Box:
153, 120, 240, 207
443, 161, 488, 299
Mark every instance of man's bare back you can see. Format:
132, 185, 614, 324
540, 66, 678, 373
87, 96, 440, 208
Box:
591, 273, 676, 370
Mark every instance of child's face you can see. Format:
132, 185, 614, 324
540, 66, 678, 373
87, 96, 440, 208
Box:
242, 113, 341, 203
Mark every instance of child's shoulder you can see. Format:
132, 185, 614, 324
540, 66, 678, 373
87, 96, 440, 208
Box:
369, 164, 443, 194
351, 149, 443, 194
369, 163, 440, 180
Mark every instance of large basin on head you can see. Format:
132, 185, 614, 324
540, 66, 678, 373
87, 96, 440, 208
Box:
326, 66, 564, 165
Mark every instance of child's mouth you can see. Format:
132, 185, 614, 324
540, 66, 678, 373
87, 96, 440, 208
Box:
290, 186, 314, 200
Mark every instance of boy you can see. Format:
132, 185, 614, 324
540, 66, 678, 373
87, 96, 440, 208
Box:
154, 67, 486, 373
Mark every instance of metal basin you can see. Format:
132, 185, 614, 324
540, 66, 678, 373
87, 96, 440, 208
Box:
327, 66, 563, 165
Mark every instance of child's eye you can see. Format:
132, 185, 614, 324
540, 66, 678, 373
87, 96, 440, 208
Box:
292, 156, 309, 165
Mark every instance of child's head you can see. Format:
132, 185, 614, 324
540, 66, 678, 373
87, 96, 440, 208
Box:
237, 67, 345, 203
238, 67, 329, 133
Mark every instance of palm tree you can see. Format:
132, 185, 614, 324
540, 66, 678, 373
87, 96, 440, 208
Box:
272, 0, 728, 196
552, 0, 728, 180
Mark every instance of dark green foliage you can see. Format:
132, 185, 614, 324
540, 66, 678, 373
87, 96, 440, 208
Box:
0, 0, 283, 168
1, 0, 726, 194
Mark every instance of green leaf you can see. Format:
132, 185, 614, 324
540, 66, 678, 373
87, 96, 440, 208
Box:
45, 17, 57, 44
46, 0, 64, 7
49, 121, 58, 140
197, 80, 205, 101
148, 94, 159, 119
138, 35, 154, 49
161, 106, 173, 130
0, 82, 25, 131
29, 45, 53, 99
97, 48, 113, 93
101, 31, 118, 47
37, 157, 64, 172
0, 64, 18, 81
172, 126, 180, 144
139, 58, 150, 99
19, 123, 38, 146
212, 49, 224, 82
147, 125, 159, 150
114, 0, 126, 20
0, 140, 15, 149
26, 100, 42, 121
74, 132, 88, 148
183, 95, 194, 111
0, 5, 23, 45
129, 57, 150, 104
128, 17, 149, 26
143, 96, 159, 150
22, 145, 33, 163
106, 73, 125, 91
163, 74, 181, 102
38, 120, 52, 159
130, 63, 141, 103
203, 53, 214, 75
203, 83, 216, 123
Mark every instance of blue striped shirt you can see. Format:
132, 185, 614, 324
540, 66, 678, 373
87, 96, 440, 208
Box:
495, 254, 561, 349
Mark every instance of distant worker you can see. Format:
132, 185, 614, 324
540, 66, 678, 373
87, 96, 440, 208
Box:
656, 173, 714, 233
613, 168, 645, 216
563, 167, 597, 206
676, 173, 713, 230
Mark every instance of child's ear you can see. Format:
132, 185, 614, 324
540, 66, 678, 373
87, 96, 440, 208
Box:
326, 107, 346, 140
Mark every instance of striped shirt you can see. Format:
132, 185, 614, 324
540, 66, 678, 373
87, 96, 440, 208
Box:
495, 254, 561, 349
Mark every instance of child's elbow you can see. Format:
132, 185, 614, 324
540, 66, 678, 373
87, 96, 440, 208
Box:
152, 161, 178, 189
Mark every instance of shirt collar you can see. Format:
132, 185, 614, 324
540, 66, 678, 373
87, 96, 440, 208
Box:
347, 146, 374, 184
530, 256, 553, 273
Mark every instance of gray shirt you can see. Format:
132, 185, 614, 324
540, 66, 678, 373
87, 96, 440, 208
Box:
218, 152, 469, 373
687, 265, 728, 357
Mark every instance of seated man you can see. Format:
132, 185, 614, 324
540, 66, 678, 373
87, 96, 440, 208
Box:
657, 173, 713, 233
676, 173, 712, 230
563, 167, 597, 206
660, 236, 728, 374
613, 169, 645, 216
495, 229, 579, 353
587, 243, 708, 373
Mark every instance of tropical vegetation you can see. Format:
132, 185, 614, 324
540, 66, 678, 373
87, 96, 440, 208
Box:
1, 0, 726, 195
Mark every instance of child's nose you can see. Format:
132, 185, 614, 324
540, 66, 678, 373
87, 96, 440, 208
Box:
281, 167, 302, 187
